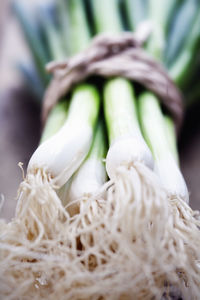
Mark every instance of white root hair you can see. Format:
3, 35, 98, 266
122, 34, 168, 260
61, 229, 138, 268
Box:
0, 164, 200, 299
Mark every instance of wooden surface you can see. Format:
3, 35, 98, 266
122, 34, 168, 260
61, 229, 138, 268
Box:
0, 1, 200, 221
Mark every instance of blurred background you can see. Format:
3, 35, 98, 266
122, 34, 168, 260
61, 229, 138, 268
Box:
0, 0, 41, 219
0, 0, 200, 220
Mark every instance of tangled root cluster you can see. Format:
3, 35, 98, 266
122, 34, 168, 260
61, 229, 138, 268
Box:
0, 164, 200, 299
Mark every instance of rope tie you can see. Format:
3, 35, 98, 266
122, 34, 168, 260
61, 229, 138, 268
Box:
42, 22, 184, 133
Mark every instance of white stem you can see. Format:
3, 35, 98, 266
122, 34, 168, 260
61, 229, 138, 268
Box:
28, 119, 93, 187
68, 158, 106, 202
154, 152, 189, 202
104, 78, 154, 179
106, 136, 154, 179
138, 92, 189, 202
67, 121, 107, 203
28, 84, 100, 187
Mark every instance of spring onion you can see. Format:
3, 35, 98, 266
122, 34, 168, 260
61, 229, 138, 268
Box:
28, 84, 99, 187
66, 121, 107, 213
126, 0, 200, 296
124, 0, 189, 202
91, 0, 154, 178
104, 78, 153, 178
91, 0, 200, 298
138, 92, 188, 202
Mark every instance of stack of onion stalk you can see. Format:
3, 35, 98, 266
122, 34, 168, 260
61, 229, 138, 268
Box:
0, 0, 200, 299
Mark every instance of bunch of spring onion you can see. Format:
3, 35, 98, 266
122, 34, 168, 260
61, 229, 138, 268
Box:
0, 0, 200, 299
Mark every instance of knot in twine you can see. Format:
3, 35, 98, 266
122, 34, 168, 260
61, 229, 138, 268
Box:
42, 22, 183, 133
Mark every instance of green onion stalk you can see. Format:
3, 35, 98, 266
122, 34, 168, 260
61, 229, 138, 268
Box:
55, 0, 108, 213
132, 0, 189, 202
88, 0, 200, 298
9, 1, 94, 230
59, 0, 179, 299
0, 1, 108, 299
128, 0, 189, 202
13, 0, 102, 213
57, 4, 167, 299
65, 121, 107, 216
129, 0, 200, 297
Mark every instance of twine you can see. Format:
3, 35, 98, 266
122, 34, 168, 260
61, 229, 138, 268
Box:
42, 22, 184, 133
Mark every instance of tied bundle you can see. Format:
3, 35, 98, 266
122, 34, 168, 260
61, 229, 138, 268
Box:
0, 0, 200, 299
